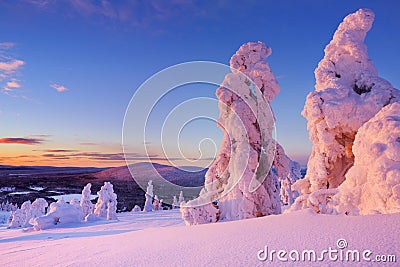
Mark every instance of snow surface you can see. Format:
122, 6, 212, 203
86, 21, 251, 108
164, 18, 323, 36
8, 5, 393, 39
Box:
0, 209, 398, 266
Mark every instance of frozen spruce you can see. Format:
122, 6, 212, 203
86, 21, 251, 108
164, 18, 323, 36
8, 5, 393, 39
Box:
80, 183, 94, 218
274, 144, 301, 206
153, 195, 161, 211
334, 102, 400, 215
94, 182, 118, 220
178, 191, 184, 205
29, 198, 48, 221
291, 8, 399, 213
181, 42, 292, 224
172, 196, 179, 209
7, 209, 26, 229
143, 180, 154, 212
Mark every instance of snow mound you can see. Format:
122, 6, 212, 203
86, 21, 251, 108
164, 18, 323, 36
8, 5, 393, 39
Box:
292, 8, 399, 212
32, 199, 83, 230
334, 102, 400, 215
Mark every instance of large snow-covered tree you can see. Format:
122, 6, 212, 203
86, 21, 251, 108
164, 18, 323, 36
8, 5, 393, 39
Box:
181, 41, 293, 224
291, 8, 399, 213
80, 183, 94, 218
94, 182, 118, 220
334, 102, 400, 215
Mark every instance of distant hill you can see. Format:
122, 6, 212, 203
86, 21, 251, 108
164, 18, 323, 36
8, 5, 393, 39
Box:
93, 162, 206, 187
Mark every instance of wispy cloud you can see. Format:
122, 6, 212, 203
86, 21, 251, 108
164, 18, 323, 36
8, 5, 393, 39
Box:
3, 78, 21, 91
0, 42, 25, 96
44, 149, 79, 153
9, 0, 204, 31
50, 83, 69, 92
0, 137, 44, 145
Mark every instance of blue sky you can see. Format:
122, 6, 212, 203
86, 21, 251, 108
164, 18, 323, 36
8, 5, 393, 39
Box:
0, 0, 399, 167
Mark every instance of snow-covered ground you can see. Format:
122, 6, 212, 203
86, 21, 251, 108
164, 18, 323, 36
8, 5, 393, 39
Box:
0, 209, 398, 266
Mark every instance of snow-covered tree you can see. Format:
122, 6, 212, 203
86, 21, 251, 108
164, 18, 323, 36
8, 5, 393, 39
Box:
334, 102, 400, 215
143, 180, 154, 212
153, 195, 161, 211
132, 205, 141, 212
29, 198, 48, 220
94, 182, 118, 220
290, 8, 399, 213
7, 209, 26, 228
181, 41, 285, 224
8, 199, 48, 228
80, 183, 94, 218
172, 196, 179, 209
1, 201, 17, 212
178, 191, 184, 205
274, 144, 301, 206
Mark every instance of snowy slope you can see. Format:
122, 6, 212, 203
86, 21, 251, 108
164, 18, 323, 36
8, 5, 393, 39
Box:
0, 209, 398, 266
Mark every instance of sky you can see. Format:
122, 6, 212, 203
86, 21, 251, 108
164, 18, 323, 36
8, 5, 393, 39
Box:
0, 0, 399, 167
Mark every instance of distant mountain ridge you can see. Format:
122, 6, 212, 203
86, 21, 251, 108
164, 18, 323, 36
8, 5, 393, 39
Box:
93, 162, 207, 187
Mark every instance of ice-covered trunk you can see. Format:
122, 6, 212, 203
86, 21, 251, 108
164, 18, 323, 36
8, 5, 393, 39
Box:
181, 42, 282, 224
291, 8, 399, 213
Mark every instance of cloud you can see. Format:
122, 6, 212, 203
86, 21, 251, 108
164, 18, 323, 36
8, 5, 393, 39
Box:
11, 0, 203, 30
50, 83, 69, 92
44, 149, 79, 153
0, 59, 25, 75
79, 142, 98, 146
0, 42, 25, 96
3, 78, 21, 92
0, 137, 44, 145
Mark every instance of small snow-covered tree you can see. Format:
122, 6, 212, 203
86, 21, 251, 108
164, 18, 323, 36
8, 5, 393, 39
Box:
334, 102, 400, 215
172, 196, 179, 209
80, 183, 94, 218
21, 200, 32, 227
94, 182, 118, 220
178, 191, 184, 205
143, 180, 154, 212
290, 8, 399, 213
153, 195, 161, 211
8, 209, 26, 228
132, 205, 141, 212
30, 198, 48, 220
